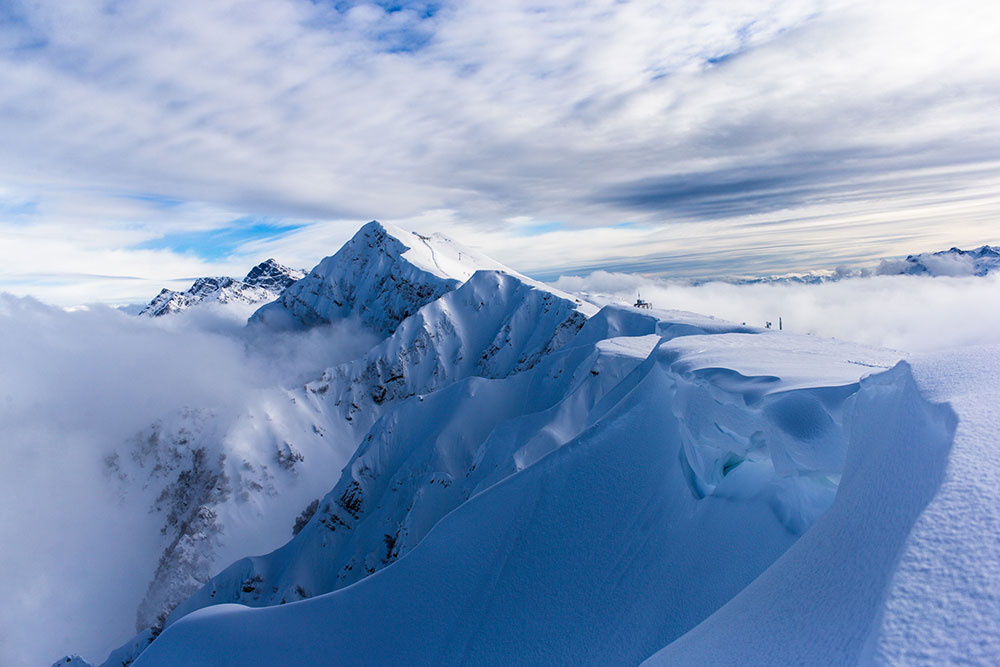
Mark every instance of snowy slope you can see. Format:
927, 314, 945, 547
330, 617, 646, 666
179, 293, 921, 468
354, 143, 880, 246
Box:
300, 269, 595, 433
140, 259, 304, 317
641, 360, 962, 666
249, 220, 515, 335
639, 346, 1000, 666
129, 311, 908, 666
865, 347, 1000, 664
117, 269, 595, 646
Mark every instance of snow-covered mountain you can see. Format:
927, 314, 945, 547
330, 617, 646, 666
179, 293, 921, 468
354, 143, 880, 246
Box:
139, 259, 305, 317
55, 223, 1000, 667
710, 243, 1000, 285
123, 312, 923, 667
56, 222, 599, 665
876, 244, 1000, 277
249, 220, 514, 335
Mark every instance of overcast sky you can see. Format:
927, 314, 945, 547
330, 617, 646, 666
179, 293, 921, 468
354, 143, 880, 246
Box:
1, 0, 998, 304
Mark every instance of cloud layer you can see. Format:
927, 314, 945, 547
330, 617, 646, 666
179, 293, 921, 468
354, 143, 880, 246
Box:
0, 0, 998, 302
0, 296, 377, 665
554, 271, 1000, 353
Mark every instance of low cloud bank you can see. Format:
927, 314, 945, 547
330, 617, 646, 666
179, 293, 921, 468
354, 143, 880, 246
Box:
553, 271, 1000, 352
0, 295, 376, 666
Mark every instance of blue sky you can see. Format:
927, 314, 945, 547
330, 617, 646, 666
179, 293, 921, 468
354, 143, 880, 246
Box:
136, 218, 306, 262
0, 0, 998, 304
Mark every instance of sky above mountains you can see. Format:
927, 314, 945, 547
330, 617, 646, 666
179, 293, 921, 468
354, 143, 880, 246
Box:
1, 0, 998, 304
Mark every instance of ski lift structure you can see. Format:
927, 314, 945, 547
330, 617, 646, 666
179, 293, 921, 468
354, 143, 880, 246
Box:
633, 293, 653, 309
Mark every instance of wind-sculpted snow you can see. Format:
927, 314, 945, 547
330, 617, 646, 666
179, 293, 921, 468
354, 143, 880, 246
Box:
643, 362, 958, 666
250, 220, 513, 335
865, 348, 1000, 664
129, 311, 918, 667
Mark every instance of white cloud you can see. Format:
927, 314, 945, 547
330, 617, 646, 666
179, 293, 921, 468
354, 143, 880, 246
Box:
0, 295, 378, 665
0, 0, 998, 302
553, 271, 1000, 353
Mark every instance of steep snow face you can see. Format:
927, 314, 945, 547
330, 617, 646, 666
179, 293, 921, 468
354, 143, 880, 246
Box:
642, 361, 959, 666
249, 221, 513, 335
162, 332, 658, 624
130, 314, 912, 667
877, 244, 1000, 277
865, 347, 1000, 665
302, 269, 595, 433
139, 259, 304, 317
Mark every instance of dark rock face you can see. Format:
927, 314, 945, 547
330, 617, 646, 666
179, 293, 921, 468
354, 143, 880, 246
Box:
243, 259, 304, 293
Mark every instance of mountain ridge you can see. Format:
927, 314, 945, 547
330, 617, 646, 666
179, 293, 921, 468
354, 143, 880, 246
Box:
139, 258, 304, 317
54, 226, 994, 667
249, 220, 526, 336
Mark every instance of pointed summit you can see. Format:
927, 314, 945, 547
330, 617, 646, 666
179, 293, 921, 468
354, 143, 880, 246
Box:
249, 220, 512, 336
139, 260, 305, 317
243, 258, 306, 292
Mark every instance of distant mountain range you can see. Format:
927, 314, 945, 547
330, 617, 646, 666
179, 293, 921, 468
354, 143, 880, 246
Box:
876, 244, 1000, 277
137, 242, 1000, 320
734, 244, 1000, 285
138, 259, 305, 317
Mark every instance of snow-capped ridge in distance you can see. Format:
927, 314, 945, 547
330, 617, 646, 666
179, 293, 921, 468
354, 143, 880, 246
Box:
248, 220, 544, 336
632, 243, 999, 287
733, 243, 1000, 284
876, 244, 1000, 277
242, 258, 307, 291
139, 259, 305, 317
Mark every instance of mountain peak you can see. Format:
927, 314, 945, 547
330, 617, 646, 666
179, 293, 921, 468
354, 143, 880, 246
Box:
139, 260, 305, 317
243, 258, 306, 291
344, 219, 510, 284
249, 220, 516, 335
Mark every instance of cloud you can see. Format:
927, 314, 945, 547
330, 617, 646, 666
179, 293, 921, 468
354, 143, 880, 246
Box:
553, 271, 1000, 353
1, 0, 999, 303
0, 294, 378, 665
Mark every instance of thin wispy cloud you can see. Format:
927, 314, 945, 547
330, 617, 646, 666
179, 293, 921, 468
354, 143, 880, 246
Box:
0, 0, 998, 303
